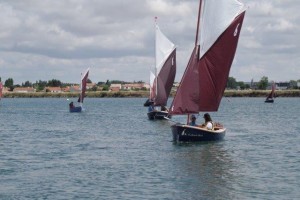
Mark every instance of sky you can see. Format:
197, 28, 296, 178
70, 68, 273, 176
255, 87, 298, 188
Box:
0, 0, 299, 85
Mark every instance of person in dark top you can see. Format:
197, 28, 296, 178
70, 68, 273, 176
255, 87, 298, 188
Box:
161, 106, 169, 112
148, 102, 155, 112
189, 114, 197, 126
69, 102, 75, 109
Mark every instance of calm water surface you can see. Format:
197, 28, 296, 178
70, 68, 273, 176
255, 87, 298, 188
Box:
0, 98, 299, 199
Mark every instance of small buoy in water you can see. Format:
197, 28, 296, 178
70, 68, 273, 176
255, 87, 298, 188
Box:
67, 99, 69, 101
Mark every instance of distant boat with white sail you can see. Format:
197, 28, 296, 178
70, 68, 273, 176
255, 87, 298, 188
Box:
144, 18, 176, 120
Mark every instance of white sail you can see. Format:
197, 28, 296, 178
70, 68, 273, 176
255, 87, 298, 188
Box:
199, 0, 246, 58
149, 71, 155, 98
155, 24, 176, 74
149, 71, 155, 89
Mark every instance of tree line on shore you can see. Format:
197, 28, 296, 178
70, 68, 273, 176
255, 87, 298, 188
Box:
1, 76, 300, 92
227, 76, 300, 90
2, 89, 300, 98
0, 77, 145, 92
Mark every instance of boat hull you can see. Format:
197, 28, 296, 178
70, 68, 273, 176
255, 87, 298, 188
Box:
69, 106, 82, 113
171, 124, 226, 142
265, 99, 274, 103
147, 110, 170, 120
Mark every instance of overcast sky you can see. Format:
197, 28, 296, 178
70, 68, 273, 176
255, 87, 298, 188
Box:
0, 0, 299, 85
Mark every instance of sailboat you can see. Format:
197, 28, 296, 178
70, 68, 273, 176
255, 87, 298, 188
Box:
169, 0, 246, 142
144, 19, 176, 120
265, 82, 276, 103
69, 68, 90, 112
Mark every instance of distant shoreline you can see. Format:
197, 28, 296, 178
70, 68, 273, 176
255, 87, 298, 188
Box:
2, 90, 300, 98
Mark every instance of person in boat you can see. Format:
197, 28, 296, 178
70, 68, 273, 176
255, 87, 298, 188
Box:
200, 113, 213, 130
161, 105, 169, 112
189, 114, 197, 126
148, 102, 155, 112
69, 101, 75, 109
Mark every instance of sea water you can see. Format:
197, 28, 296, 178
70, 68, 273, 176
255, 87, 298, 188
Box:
0, 97, 299, 199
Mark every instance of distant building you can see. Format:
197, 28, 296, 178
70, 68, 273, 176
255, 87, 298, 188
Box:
276, 82, 289, 90
86, 83, 96, 90
110, 84, 122, 92
122, 83, 148, 90
142, 83, 150, 90
13, 87, 35, 93
69, 85, 80, 92
2, 87, 9, 93
62, 86, 70, 92
45, 87, 62, 93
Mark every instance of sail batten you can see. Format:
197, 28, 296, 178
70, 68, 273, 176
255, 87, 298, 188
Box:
170, 0, 246, 115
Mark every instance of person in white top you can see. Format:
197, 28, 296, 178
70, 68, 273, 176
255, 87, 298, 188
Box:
200, 113, 213, 130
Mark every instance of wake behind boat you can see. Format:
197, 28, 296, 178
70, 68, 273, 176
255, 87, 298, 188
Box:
169, 0, 247, 142
144, 18, 176, 120
69, 68, 89, 113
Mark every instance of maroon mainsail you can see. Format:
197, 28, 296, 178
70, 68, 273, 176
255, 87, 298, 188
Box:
266, 81, 276, 101
77, 68, 89, 104
170, 0, 246, 115
153, 49, 176, 106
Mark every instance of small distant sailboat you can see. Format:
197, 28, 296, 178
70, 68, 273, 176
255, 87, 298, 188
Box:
169, 0, 246, 142
144, 18, 176, 120
265, 82, 276, 103
69, 68, 90, 112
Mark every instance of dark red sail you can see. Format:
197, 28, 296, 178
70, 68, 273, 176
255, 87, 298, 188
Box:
198, 12, 246, 111
154, 49, 176, 106
266, 82, 276, 100
78, 68, 89, 104
170, 0, 246, 114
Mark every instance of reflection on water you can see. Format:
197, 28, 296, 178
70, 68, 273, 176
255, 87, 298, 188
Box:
170, 142, 236, 199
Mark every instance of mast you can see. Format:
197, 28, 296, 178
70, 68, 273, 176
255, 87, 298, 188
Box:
154, 16, 158, 103
78, 71, 83, 106
195, 0, 202, 46
185, 0, 202, 123
149, 69, 151, 99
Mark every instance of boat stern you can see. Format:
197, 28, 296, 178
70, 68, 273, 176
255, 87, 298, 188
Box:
171, 124, 226, 142
147, 111, 170, 120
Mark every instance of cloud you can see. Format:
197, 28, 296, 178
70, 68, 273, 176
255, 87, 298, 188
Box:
0, 0, 299, 84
